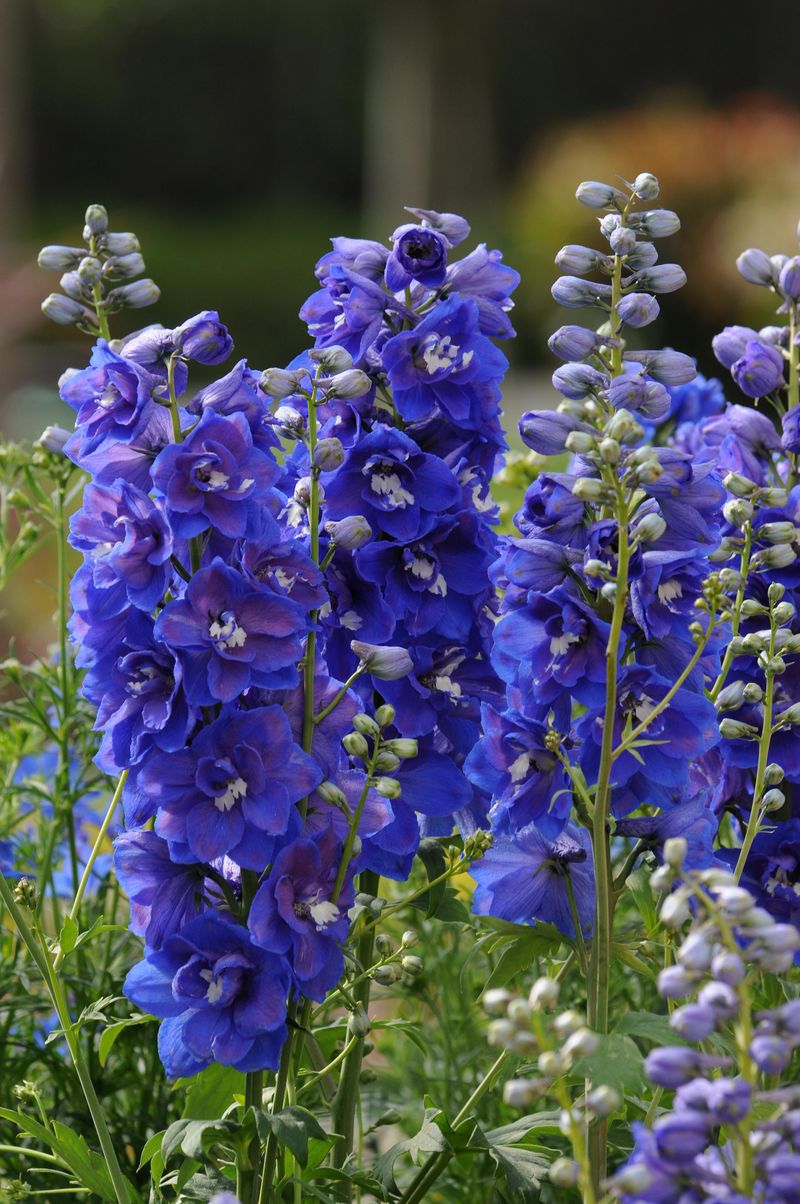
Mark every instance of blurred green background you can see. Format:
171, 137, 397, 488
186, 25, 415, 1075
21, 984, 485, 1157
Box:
4, 0, 800, 649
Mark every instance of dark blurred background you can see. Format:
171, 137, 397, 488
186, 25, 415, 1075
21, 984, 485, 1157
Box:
3, 0, 800, 642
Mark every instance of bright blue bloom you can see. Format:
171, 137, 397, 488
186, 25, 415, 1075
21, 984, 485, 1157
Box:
720, 820, 800, 934
186, 358, 282, 455
248, 825, 352, 1001
519, 410, 594, 456
731, 339, 784, 398
82, 610, 195, 773
323, 425, 461, 542
665, 373, 726, 427
443, 243, 520, 338
357, 511, 493, 642
60, 340, 164, 451
382, 297, 508, 427
173, 310, 233, 365
578, 665, 719, 794
152, 410, 279, 540
143, 706, 320, 869
492, 586, 610, 709
123, 911, 289, 1078
465, 705, 570, 837
615, 801, 719, 870
155, 559, 306, 705
301, 264, 392, 363
69, 478, 174, 613
65, 403, 177, 492
471, 821, 594, 937
114, 829, 209, 950
385, 223, 449, 292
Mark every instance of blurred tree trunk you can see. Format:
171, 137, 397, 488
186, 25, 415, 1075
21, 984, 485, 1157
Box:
363, 0, 497, 238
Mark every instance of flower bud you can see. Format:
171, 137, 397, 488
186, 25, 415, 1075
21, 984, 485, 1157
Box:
325, 515, 372, 550
38, 244, 85, 271
552, 362, 608, 400
401, 954, 423, 975
77, 256, 103, 286
757, 544, 797, 569
84, 203, 109, 234
779, 702, 800, 726
564, 430, 597, 453
628, 209, 681, 238
343, 732, 369, 759
723, 497, 753, 526
563, 1028, 598, 1061
572, 478, 607, 502
105, 252, 146, 280
743, 682, 763, 703
547, 324, 600, 361
348, 1006, 371, 1038
553, 1009, 584, 1038
528, 977, 559, 1010
382, 738, 418, 759
661, 891, 690, 928
634, 264, 687, 293
598, 437, 620, 464
374, 751, 400, 773
763, 788, 786, 812
632, 172, 660, 200
759, 521, 797, 544
715, 680, 746, 711
351, 641, 413, 680
107, 279, 160, 309
317, 780, 347, 807
719, 718, 759, 740
609, 225, 637, 255
260, 367, 307, 399
670, 1003, 717, 1040
617, 291, 660, 327
103, 231, 141, 256
663, 836, 687, 869
36, 425, 71, 455
765, 763, 785, 786
314, 437, 345, 471
736, 247, 774, 286
310, 344, 353, 373
326, 368, 372, 399
374, 776, 401, 799
625, 348, 695, 385
657, 965, 695, 998
587, 1085, 621, 1117
487, 1018, 516, 1047
724, 470, 758, 497
551, 275, 613, 308
503, 1078, 541, 1108
635, 513, 667, 543
549, 1158, 579, 1188
352, 713, 380, 738
575, 180, 627, 209
374, 703, 396, 728
611, 1163, 652, 1193
400, 930, 419, 950
555, 244, 606, 274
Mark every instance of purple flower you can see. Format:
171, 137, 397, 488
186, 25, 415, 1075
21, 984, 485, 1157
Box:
782, 404, 800, 454
248, 825, 352, 1001
314, 237, 389, 284
443, 243, 520, 338
123, 911, 289, 1077
187, 359, 281, 455
66, 404, 177, 492
385, 223, 449, 291
60, 340, 161, 450
552, 363, 608, 400
645, 1047, 730, 1089
70, 479, 174, 612
323, 425, 460, 542
143, 706, 320, 869
471, 821, 594, 937
83, 610, 195, 773
356, 510, 494, 642
151, 410, 278, 540
615, 801, 719, 871
731, 339, 784, 398
155, 558, 306, 705
465, 706, 570, 836
114, 829, 208, 950
519, 410, 595, 456
301, 265, 390, 363
548, 325, 602, 361
665, 374, 726, 426
173, 310, 233, 365
492, 586, 610, 709
404, 206, 470, 247
551, 276, 612, 308
624, 348, 696, 386
608, 369, 670, 419
617, 292, 660, 328
712, 325, 760, 369
382, 296, 508, 427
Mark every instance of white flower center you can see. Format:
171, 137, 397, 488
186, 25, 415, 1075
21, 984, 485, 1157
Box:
657, 580, 683, 605
200, 968, 224, 1004
341, 609, 362, 630
550, 632, 580, 658
422, 335, 472, 375
434, 674, 461, 697
209, 614, 247, 650
509, 752, 531, 783
214, 776, 248, 813
369, 467, 415, 508
634, 694, 657, 724
309, 900, 340, 930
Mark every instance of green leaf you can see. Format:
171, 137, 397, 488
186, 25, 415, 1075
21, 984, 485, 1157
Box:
417, 840, 448, 915
613, 1010, 682, 1047
483, 1112, 562, 1145
99, 1013, 153, 1067
373, 1108, 452, 1192
137, 1130, 165, 1171
625, 869, 658, 935
482, 935, 552, 993
407, 888, 470, 923
58, 914, 78, 955
253, 1106, 329, 1169
0, 1107, 119, 1200
181, 1063, 244, 1120
489, 1144, 550, 1201
570, 1033, 647, 1098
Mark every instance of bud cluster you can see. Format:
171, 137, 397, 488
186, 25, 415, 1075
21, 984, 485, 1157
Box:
39, 204, 159, 332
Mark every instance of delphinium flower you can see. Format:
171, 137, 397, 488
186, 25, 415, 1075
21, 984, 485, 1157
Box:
608, 839, 800, 1203
467, 173, 727, 953
39, 201, 518, 1093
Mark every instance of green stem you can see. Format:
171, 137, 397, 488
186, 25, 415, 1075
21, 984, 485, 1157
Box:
313, 666, 366, 726
297, 1034, 359, 1098
708, 526, 753, 703
91, 285, 111, 342
54, 771, 127, 971
587, 477, 630, 1192
397, 1050, 511, 1204
0, 875, 132, 1204
330, 869, 379, 1180
257, 1003, 297, 1204
733, 620, 777, 881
